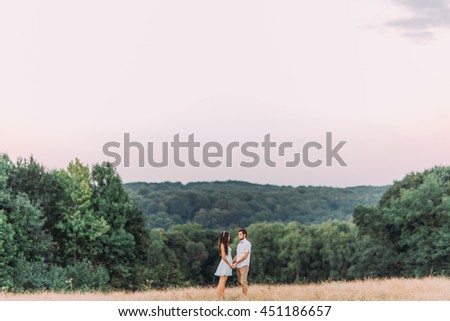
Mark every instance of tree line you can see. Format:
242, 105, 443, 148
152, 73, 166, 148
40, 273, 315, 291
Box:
125, 181, 387, 229
1, 154, 448, 292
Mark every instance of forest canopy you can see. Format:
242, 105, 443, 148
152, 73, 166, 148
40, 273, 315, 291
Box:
125, 181, 387, 229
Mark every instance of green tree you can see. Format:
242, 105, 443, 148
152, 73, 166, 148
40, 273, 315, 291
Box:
7, 157, 64, 242
55, 159, 109, 265
0, 210, 15, 289
169, 224, 217, 284
350, 206, 400, 277
279, 222, 314, 282
0, 154, 16, 289
313, 221, 356, 279
91, 162, 150, 290
145, 228, 184, 288
247, 222, 285, 283
352, 167, 450, 277
9, 195, 52, 262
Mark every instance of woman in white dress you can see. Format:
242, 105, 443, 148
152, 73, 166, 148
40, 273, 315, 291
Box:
214, 231, 233, 300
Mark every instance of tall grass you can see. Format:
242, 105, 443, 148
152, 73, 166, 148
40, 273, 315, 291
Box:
1, 277, 449, 301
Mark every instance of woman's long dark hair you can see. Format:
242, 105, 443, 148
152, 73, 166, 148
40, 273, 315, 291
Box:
218, 231, 230, 256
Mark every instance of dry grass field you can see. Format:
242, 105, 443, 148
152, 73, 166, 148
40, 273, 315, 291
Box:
1, 277, 449, 301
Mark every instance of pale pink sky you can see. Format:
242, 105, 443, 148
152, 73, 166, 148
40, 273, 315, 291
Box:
1, 0, 449, 187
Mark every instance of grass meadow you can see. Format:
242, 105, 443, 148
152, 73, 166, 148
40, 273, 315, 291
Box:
1, 277, 449, 301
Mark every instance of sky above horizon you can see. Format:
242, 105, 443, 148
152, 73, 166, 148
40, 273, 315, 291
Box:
1, 0, 449, 187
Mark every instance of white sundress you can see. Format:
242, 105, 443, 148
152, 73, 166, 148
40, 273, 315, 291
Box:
214, 246, 232, 276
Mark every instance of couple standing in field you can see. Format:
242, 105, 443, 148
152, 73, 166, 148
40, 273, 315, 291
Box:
214, 229, 251, 300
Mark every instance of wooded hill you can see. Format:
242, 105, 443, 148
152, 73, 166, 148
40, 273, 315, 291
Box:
124, 181, 388, 229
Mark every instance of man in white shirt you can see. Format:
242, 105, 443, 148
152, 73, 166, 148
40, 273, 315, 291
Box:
232, 228, 251, 297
